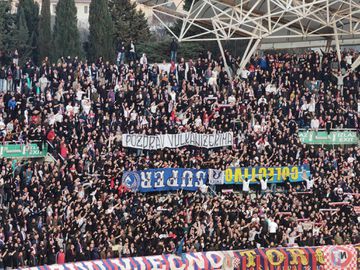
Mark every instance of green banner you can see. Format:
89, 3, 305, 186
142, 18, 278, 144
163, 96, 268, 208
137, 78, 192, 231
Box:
299, 131, 358, 145
0, 143, 47, 158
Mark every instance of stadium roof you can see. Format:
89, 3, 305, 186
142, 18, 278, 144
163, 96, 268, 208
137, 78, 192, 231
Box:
150, 0, 360, 42
149, 0, 360, 72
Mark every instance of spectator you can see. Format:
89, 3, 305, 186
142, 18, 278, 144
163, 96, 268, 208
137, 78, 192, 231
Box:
0, 48, 358, 267
170, 38, 178, 62
128, 40, 136, 62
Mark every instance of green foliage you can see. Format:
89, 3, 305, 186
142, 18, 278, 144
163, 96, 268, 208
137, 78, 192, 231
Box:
38, 0, 51, 61
0, 0, 14, 51
18, 0, 39, 63
52, 0, 81, 59
14, 7, 32, 64
88, 0, 114, 61
179, 42, 206, 60
18, 0, 39, 34
0, 1, 8, 49
137, 38, 204, 63
109, 0, 150, 44
183, 0, 198, 11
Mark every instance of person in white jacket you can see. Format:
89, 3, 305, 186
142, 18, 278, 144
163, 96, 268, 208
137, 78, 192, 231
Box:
140, 53, 148, 65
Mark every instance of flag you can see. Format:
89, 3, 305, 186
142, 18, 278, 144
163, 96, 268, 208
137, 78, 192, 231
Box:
176, 238, 185, 256
209, 169, 224, 185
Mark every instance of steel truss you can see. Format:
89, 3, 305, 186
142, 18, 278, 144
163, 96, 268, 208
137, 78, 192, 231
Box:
152, 0, 360, 70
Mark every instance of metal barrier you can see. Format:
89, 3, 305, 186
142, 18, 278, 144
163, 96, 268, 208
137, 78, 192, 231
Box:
46, 140, 65, 162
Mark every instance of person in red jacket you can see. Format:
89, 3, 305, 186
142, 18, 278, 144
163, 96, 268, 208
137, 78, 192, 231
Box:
47, 129, 56, 142
56, 248, 65, 264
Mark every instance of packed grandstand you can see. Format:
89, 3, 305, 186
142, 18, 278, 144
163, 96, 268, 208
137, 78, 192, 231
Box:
0, 47, 359, 269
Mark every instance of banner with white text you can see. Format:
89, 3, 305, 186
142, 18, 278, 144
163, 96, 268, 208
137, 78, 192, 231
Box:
122, 168, 208, 192
122, 132, 233, 150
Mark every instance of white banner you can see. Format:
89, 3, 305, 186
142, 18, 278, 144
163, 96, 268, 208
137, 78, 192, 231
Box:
122, 132, 233, 150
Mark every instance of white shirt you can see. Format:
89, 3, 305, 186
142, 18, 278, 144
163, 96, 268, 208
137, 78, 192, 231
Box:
249, 229, 258, 241
130, 111, 138, 122
0, 119, 5, 130
66, 104, 73, 115
76, 90, 85, 101
159, 63, 168, 74
268, 220, 278, 233
228, 95, 236, 104
311, 119, 320, 129
195, 117, 202, 127
130, 43, 135, 53
260, 178, 268, 191
150, 104, 158, 114
140, 116, 148, 126
242, 178, 250, 192
308, 100, 316, 113
258, 97, 267, 105
288, 235, 297, 246
334, 73, 345, 86
265, 84, 278, 94
140, 55, 147, 65
169, 91, 176, 101
81, 100, 91, 114
301, 103, 309, 112
39, 76, 48, 89
305, 177, 314, 190
239, 69, 250, 79
345, 55, 353, 65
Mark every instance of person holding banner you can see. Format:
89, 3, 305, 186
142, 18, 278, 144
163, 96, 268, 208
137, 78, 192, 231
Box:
242, 177, 251, 194
303, 175, 318, 190
256, 176, 273, 194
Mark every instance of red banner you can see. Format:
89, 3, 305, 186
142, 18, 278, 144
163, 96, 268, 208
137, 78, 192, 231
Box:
20, 244, 359, 270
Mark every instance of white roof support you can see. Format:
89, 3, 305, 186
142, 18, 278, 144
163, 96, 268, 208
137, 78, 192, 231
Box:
333, 22, 342, 67
240, 38, 261, 69
213, 20, 233, 80
152, 0, 360, 67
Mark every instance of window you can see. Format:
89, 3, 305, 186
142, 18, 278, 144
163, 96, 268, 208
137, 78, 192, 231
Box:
84, 5, 88, 13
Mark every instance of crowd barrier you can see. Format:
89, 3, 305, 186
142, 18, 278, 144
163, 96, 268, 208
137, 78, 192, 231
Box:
21, 244, 360, 270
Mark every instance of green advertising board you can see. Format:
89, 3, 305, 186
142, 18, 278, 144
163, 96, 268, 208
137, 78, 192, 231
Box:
299, 131, 358, 145
0, 143, 48, 158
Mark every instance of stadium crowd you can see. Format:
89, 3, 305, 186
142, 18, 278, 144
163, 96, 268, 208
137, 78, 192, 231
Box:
0, 48, 359, 268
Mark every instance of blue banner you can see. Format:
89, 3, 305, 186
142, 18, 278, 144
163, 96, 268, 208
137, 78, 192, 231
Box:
223, 164, 311, 184
122, 168, 208, 192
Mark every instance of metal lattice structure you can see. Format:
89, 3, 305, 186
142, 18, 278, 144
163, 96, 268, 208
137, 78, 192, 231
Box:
148, 0, 360, 73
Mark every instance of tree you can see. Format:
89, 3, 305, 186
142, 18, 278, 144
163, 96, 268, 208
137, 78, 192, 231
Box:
0, 0, 12, 50
183, 0, 198, 11
14, 7, 32, 64
52, 0, 81, 59
88, 0, 114, 61
18, 0, 39, 35
137, 38, 204, 63
38, 0, 51, 61
18, 0, 39, 63
109, 0, 150, 45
